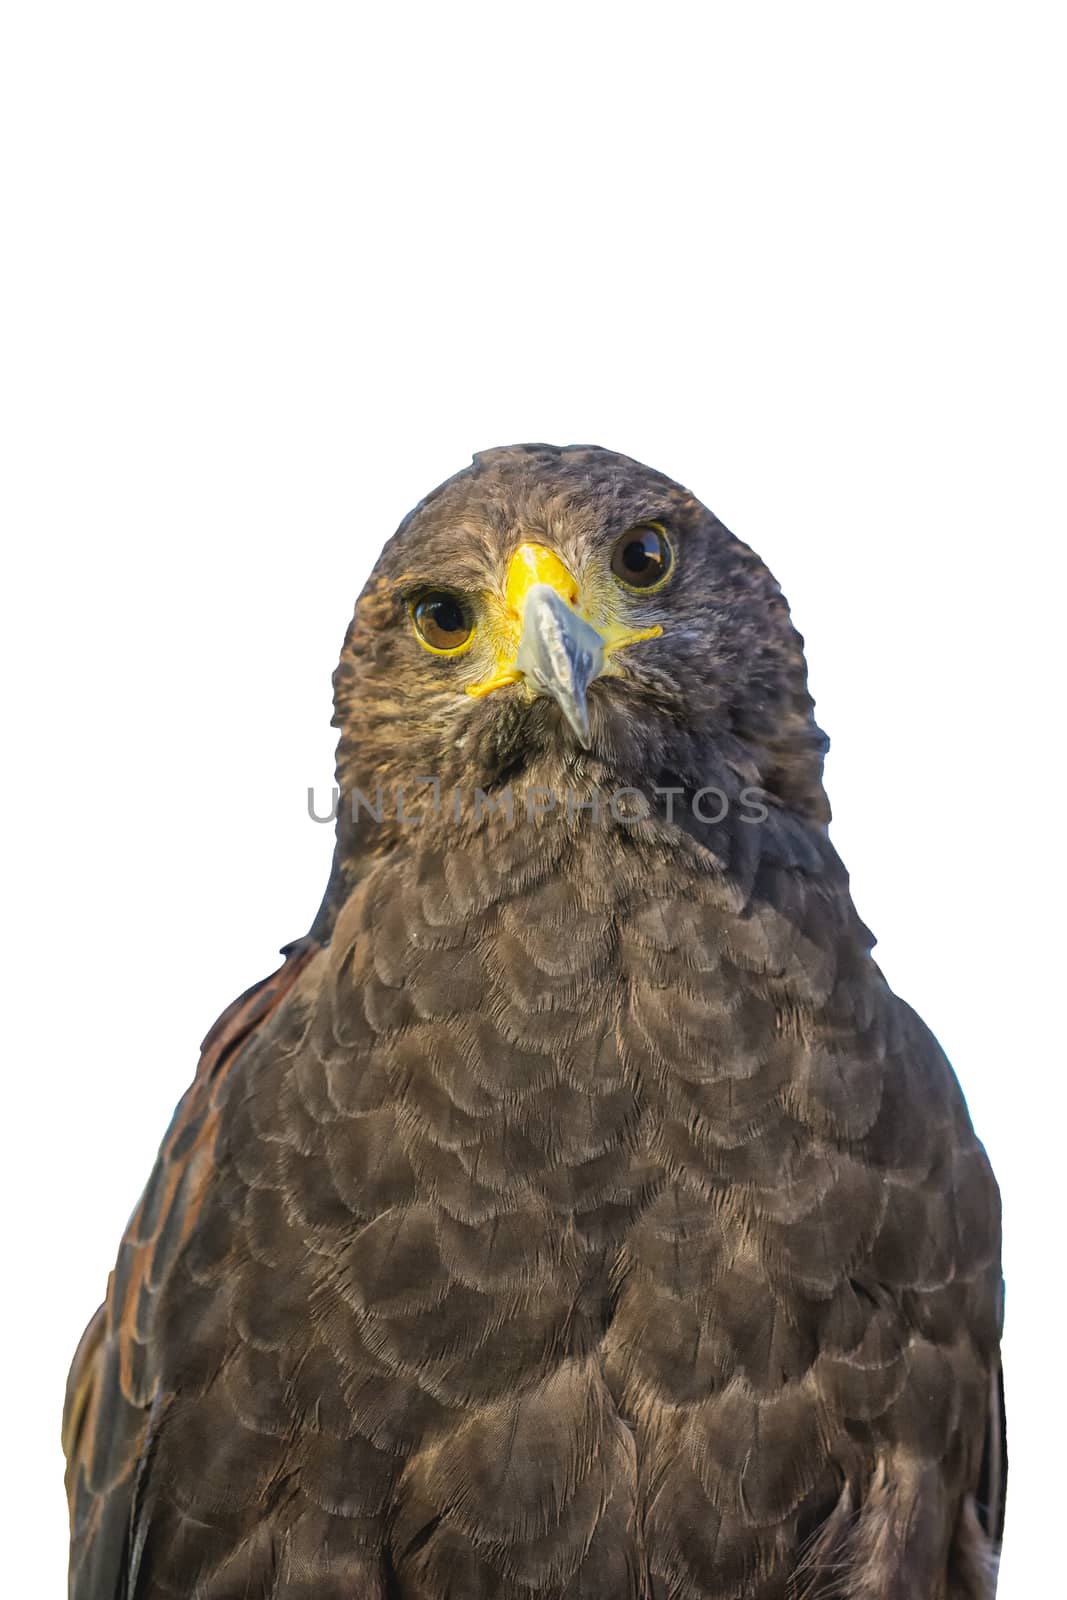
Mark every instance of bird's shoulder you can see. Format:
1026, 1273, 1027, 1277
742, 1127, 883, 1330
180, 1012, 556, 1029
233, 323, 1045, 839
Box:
63, 937, 322, 1598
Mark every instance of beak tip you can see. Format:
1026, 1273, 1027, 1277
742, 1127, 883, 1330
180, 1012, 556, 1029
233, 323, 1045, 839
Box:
563, 701, 592, 748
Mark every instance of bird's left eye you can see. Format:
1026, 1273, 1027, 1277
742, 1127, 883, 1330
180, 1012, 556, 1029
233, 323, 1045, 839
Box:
411, 590, 475, 654
610, 522, 674, 591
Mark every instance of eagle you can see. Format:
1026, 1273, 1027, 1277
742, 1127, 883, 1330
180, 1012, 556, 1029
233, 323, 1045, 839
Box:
64, 444, 1005, 1599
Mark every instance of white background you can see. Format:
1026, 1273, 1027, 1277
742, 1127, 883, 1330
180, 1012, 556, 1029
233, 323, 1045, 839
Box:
2, 5, 1063, 1595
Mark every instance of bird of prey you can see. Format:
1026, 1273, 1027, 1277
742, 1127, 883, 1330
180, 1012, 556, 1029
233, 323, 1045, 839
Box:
64, 444, 1005, 1600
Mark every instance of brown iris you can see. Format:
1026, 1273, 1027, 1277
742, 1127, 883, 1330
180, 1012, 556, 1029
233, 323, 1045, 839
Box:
610, 522, 674, 591
411, 590, 474, 654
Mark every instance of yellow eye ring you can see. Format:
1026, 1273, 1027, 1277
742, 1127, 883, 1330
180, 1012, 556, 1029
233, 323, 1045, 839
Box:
410, 590, 475, 656
610, 521, 675, 593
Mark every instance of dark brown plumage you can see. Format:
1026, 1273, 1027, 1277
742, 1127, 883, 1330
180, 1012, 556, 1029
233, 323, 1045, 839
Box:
64, 444, 1004, 1599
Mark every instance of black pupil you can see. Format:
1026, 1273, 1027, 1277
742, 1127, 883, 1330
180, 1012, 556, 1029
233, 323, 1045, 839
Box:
623, 535, 658, 573
426, 596, 463, 633
619, 528, 666, 579
417, 593, 468, 644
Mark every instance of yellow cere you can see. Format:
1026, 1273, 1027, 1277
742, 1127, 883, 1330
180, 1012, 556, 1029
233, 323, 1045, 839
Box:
504, 542, 580, 613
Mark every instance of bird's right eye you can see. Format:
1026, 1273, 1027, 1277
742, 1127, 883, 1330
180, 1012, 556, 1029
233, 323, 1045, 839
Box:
411, 590, 475, 655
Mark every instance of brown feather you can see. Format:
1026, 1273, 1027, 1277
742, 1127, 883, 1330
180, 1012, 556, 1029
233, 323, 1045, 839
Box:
65, 445, 1004, 1600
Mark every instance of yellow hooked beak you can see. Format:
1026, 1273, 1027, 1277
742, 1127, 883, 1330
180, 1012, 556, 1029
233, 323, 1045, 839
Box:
466, 542, 662, 746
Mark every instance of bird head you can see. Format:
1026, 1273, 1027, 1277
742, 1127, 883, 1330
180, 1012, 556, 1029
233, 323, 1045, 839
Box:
330, 444, 828, 871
